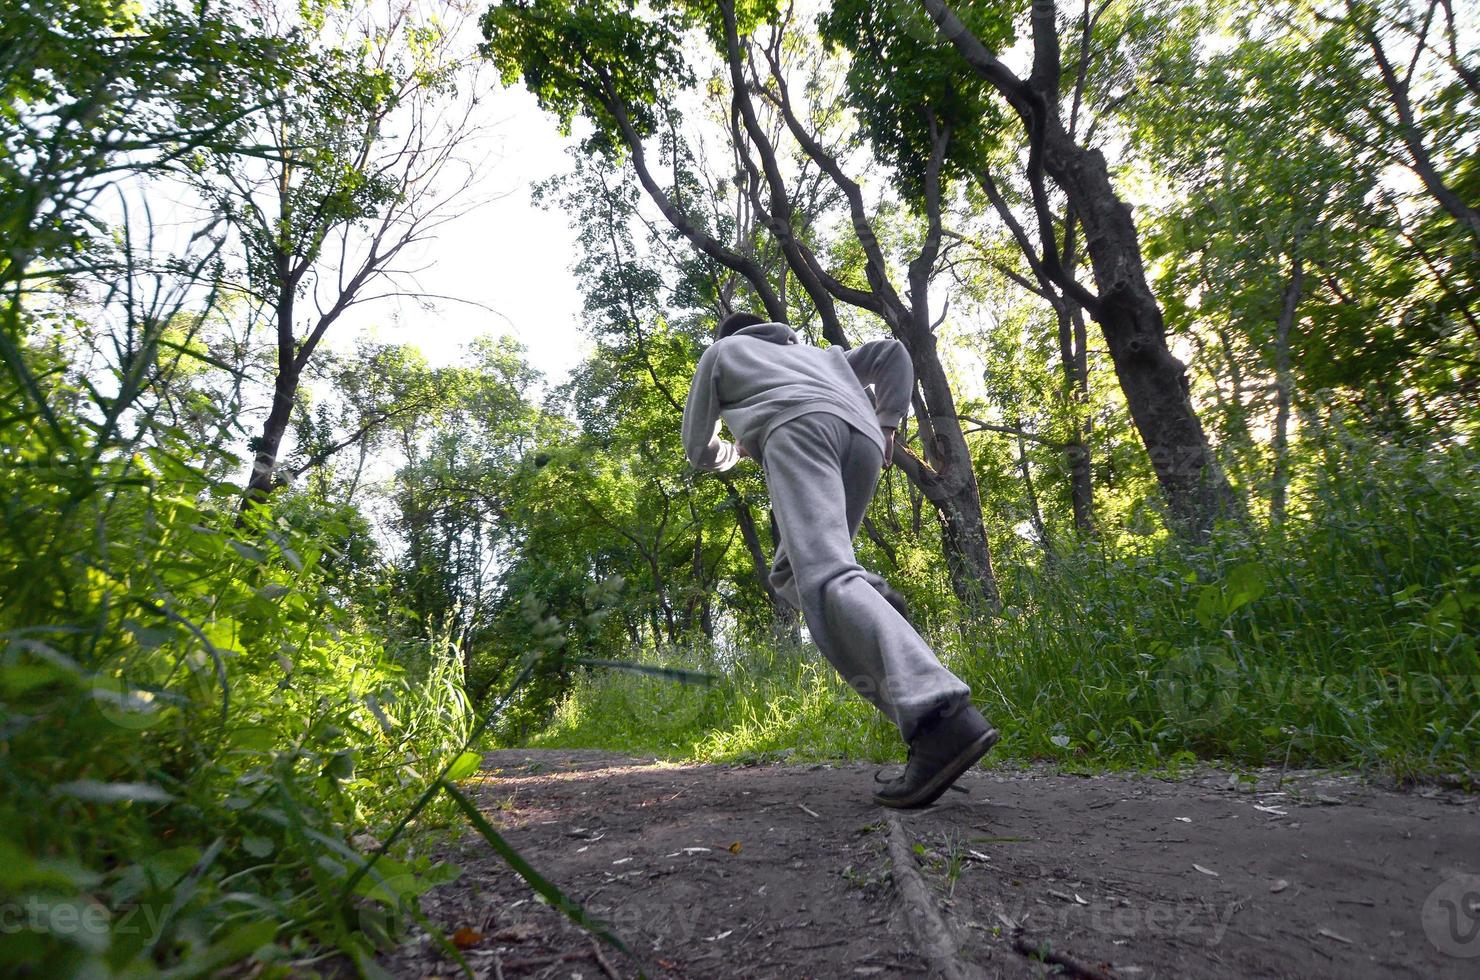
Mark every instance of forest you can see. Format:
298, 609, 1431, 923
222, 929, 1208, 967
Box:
3, 0, 1477, 975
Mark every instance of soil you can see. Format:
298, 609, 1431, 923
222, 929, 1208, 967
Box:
381, 749, 1479, 979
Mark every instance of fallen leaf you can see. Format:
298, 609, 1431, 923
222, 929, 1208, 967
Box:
1254, 804, 1289, 816
451, 927, 484, 949
729, 841, 742, 854
492, 922, 540, 943
1073, 893, 1089, 905
612, 857, 632, 865
1193, 864, 1220, 877
1318, 927, 1353, 945
1175, 816, 1192, 823
704, 929, 733, 942
798, 803, 821, 818
1271, 879, 1290, 893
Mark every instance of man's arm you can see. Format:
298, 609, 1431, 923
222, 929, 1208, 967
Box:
681, 344, 741, 472
845, 339, 913, 430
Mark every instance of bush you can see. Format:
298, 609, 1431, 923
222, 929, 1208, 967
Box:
0, 382, 471, 974
526, 430, 1480, 782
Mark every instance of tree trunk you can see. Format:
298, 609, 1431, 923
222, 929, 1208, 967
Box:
1269, 254, 1304, 526
1016, 425, 1056, 562
976, 166, 1095, 536
1038, 122, 1242, 534
746, 26, 1002, 614
1055, 295, 1095, 536
245, 368, 298, 505
924, 0, 1243, 537
244, 259, 301, 509
727, 482, 795, 629
894, 327, 1002, 611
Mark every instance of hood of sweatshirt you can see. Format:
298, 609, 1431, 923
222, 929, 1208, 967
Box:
731, 322, 799, 345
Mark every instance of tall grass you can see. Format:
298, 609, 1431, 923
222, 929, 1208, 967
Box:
0, 329, 637, 973
529, 430, 1480, 782
0, 366, 468, 973
0, 245, 632, 972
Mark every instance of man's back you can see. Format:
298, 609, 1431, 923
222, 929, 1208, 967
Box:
682, 321, 912, 471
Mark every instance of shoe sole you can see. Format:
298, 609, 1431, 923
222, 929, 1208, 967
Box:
872, 728, 1000, 810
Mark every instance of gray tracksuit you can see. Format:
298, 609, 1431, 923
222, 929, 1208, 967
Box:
682, 322, 970, 741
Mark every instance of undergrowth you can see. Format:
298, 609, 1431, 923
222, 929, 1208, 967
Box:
527, 432, 1480, 783
0, 395, 471, 973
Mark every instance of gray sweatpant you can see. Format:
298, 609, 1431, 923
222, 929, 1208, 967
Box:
762, 412, 971, 742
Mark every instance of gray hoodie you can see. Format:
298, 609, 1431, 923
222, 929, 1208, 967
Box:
682, 322, 914, 472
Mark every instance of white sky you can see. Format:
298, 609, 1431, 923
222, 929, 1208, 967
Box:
334, 84, 592, 385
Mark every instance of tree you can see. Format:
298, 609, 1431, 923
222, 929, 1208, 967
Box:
1130, 2, 1477, 517
822, 0, 1099, 536
387, 337, 545, 648
189, 0, 485, 507
732, 0, 1005, 609
483, 0, 1006, 611
288, 340, 455, 504
0, 0, 287, 294
533, 150, 800, 630
920, 0, 1244, 536
1334, 0, 1480, 243
1130, 19, 1386, 522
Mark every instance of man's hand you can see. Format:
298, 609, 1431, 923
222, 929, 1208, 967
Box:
881, 427, 895, 469
735, 442, 750, 460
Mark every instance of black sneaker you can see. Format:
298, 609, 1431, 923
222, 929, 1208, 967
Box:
872, 703, 998, 809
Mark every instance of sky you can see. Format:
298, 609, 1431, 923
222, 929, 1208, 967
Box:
334, 84, 593, 386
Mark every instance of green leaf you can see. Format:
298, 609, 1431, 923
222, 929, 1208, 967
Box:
444, 751, 482, 782
241, 836, 275, 859
155, 919, 278, 979
1193, 586, 1222, 628
1223, 563, 1267, 615
322, 750, 356, 781
227, 540, 266, 563
229, 726, 278, 751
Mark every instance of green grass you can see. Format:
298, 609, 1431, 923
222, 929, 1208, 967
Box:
523, 434, 1480, 783
530, 643, 899, 763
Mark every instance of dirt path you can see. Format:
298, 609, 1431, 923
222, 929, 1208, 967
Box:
383, 750, 1478, 979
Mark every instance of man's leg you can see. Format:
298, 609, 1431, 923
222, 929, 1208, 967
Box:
769, 542, 802, 612
771, 521, 909, 623
762, 413, 969, 742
